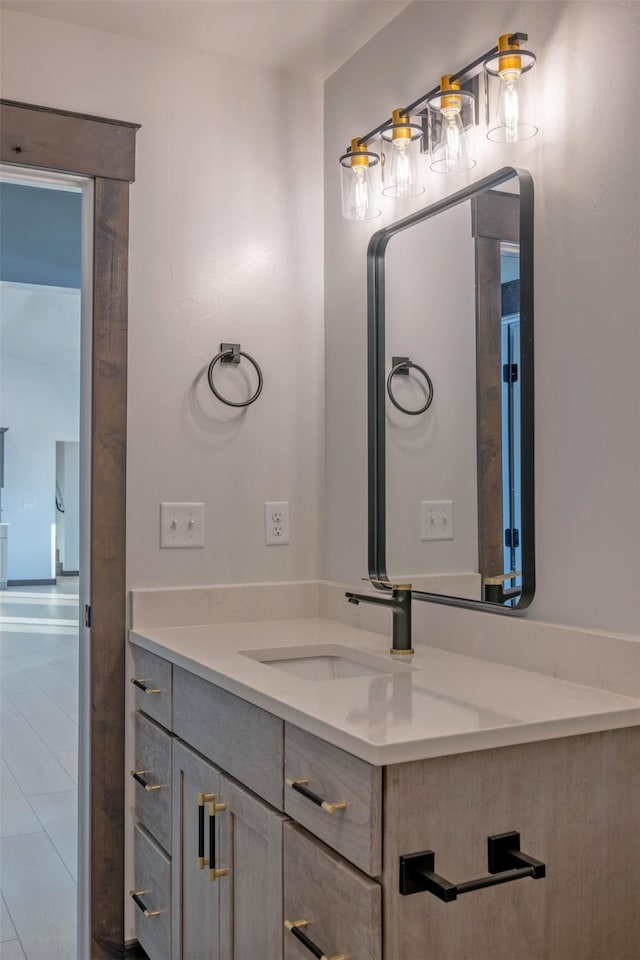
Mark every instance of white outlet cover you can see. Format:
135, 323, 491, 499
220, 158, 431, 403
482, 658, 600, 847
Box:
264, 501, 290, 546
160, 502, 205, 548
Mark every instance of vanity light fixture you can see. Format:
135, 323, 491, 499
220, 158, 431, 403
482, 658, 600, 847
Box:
426, 75, 477, 173
339, 137, 382, 221
339, 32, 536, 222
380, 109, 425, 199
484, 33, 537, 143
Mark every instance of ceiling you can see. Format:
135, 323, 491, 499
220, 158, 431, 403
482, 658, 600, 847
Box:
1, 283, 81, 377
1, 0, 412, 79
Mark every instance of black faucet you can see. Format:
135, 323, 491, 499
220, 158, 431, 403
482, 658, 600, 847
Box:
345, 581, 413, 656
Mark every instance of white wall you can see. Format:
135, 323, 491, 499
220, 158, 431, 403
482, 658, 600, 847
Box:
0, 8, 324, 589
56, 440, 80, 573
385, 200, 478, 579
1, 353, 79, 580
325, 1, 640, 635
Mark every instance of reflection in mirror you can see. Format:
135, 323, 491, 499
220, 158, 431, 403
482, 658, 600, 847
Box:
368, 168, 533, 611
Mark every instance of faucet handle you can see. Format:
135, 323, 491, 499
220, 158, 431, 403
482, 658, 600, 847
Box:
361, 577, 412, 591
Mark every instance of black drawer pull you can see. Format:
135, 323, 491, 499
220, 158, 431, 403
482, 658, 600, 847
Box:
130, 677, 162, 695
130, 770, 163, 792
286, 778, 347, 815
197, 792, 215, 869
129, 890, 161, 918
284, 920, 346, 960
400, 831, 545, 902
197, 792, 228, 879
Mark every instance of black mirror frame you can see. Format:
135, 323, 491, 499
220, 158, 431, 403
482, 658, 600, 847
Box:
367, 166, 535, 614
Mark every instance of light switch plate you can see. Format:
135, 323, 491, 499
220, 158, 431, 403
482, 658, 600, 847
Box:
420, 500, 454, 541
160, 502, 205, 548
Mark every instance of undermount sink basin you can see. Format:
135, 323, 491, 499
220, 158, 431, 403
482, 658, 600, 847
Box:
240, 644, 413, 682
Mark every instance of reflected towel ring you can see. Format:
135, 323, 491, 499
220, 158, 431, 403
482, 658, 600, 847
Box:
387, 356, 434, 416
207, 342, 263, 408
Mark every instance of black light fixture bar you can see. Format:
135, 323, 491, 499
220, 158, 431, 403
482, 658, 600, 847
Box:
350, 33, 528, 151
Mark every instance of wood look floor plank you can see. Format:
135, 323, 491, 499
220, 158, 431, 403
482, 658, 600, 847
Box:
0, 833, 76, 960
0, 715, 75, 797
0, 693, 19, 718
0, 938, 27, 959
28, 668, 78, 722
54, 751, 78, 784
29, 790, 78, 881
0, 661, 40, 696
1, 894, 17, 941
11, 692, 78, 754
0, 760, 42, 838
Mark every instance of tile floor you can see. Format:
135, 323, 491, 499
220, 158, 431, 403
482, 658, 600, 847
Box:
0, 581, 79, 960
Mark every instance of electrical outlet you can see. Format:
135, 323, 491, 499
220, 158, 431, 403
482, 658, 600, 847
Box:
160, 503, 205, 548
420, 500, 454, 541
264, 501, 290, 545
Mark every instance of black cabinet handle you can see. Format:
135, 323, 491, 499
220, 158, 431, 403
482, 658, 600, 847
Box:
130, 770, 163, 792
197, 792, 227, 879
400, 831, 545, 901
284, 920, 346, 960
130, 677, 162, 695
286, 778, 347, 815
129, 890, 160, 918
197, 792, 215, 869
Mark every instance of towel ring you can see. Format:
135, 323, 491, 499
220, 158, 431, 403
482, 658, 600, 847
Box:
387, 357, 434, 416
207, 343, 263, 408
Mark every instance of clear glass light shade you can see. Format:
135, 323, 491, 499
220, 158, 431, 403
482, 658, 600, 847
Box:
380, 122, 425, 199
484, 49, 537, 143
426, 90, 477, 173
339, 150, 382, 221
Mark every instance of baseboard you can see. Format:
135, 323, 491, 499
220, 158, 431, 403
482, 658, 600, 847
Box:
60, 569, 79, 577
7, 578, 56, 586
124, 940, 148, 959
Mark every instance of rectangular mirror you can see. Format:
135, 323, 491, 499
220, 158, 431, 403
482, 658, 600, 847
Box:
367, 167, 534, 611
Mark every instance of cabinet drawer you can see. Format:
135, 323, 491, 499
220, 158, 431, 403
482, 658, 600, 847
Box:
173, 666, 283, 809
132, 824, 171, 960
283, 822, 381, 960
284, 724, 381, 875
132, 712, 172, 852
131, 646, 173, 729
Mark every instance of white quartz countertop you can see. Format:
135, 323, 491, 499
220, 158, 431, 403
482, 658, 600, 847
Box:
129, 618, 640, 765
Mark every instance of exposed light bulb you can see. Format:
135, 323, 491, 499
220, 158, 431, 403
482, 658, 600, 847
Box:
393, 139, 411, 198
441, 107, 462, 170
502, 76, 520, 143
352, 166, 370, 221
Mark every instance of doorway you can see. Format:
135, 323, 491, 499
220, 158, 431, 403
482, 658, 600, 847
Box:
1, 98, 138, 959
0, 170, 88, 959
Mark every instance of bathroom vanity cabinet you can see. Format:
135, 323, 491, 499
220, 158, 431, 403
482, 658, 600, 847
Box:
130, 643, 640, 960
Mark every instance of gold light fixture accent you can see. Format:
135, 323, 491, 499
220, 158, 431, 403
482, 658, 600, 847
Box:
426, 74, 477, 173
484, 33, 537, 143
339, 137, 381, 221
380, 108, 425, 199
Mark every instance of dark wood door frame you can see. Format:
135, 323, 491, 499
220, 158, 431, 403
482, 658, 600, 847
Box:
471, 189, 520, 583
1, 98, 140, 959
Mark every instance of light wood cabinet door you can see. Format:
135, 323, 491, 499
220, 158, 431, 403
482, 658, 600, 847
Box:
284, 724, 382, 876
133, 824, 171, 960
218, 775, 287, 960
283, 823, 381, 960
131, 646, 173, 729
171, 741, 223, 960
133, 711, 172, 853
